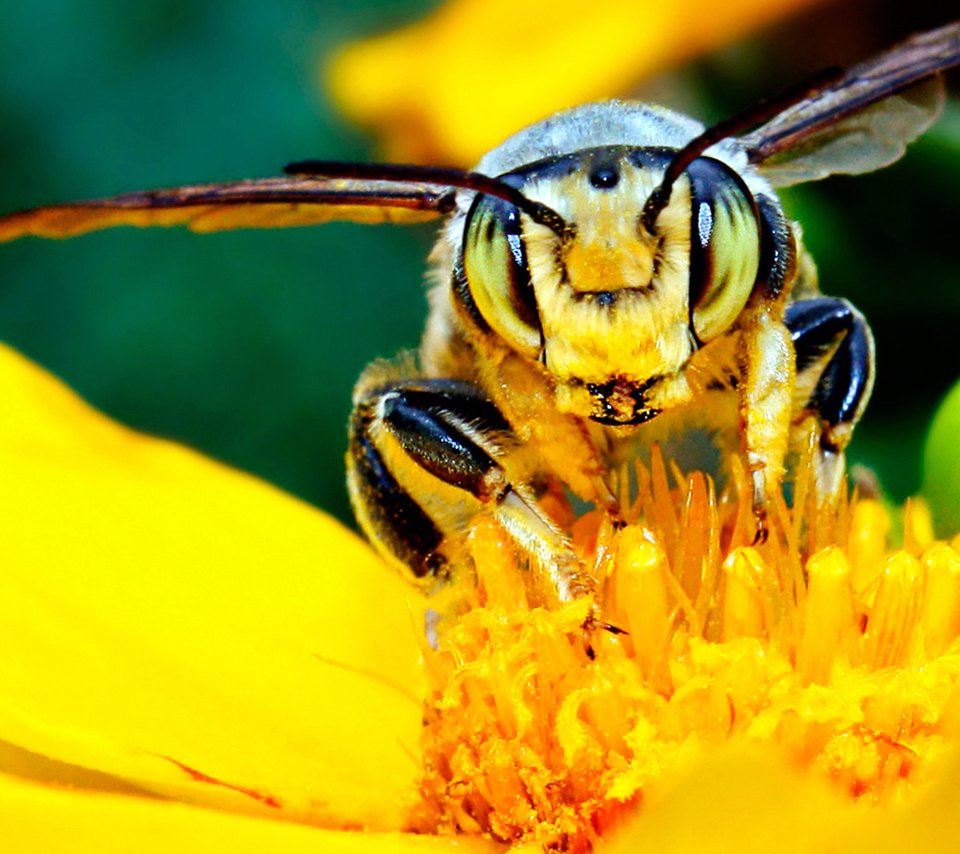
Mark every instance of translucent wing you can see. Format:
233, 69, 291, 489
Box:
742, 21, 960, 187
0, 175, 455, 243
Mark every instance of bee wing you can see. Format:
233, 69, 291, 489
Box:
742, 22, 960, 188
0, 176, 454, 243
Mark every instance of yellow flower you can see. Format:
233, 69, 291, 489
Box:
3, 340, 960, 851
327, 0, 830, 165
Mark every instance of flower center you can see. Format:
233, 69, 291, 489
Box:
410, 452, 960, 850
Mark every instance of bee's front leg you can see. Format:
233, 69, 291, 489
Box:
347, 371, 589, 602
739, 308, 796, 541
785, 297, 875, 500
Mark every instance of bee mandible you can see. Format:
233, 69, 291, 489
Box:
1, 22, 958, 601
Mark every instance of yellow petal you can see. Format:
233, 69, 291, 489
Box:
853, 750, 960, 853
603, 746, 960, 853
0, 771, 504, 854
0, 343, 427, 830
602, 747, 856, 853
328, 0, 827, 165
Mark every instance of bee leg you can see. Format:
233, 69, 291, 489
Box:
348, 376, 589, 601
785, 297, 875, 500
739, 311, 796, 542
481, 354, 621, 518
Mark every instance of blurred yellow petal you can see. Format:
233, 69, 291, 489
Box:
0, 343, 427, 830
0, 771, 504, 854
603, 748, 855, 853
328, 0, 827, 165
604, 746, 960, 853
853, 748, 960, 853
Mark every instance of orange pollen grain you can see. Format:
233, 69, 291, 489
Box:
409, 451, 960, 850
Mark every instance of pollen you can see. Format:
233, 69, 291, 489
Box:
409, 449, 960, 850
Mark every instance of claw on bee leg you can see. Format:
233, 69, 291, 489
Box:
595, 480, 626, 530
581, 609, 628, 661
749, 465, 771, 545
751, 508, 770, 546
603, 499, 627, 531
589, 618, 628, 636
608, 511, 627, 532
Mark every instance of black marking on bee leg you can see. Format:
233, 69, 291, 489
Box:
785, 297, 875, 499
377, 386, 509, 501
787, 298, 874, 437
350, 378, 588, 600
348, 412, 449, 580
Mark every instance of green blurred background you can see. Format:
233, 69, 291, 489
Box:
0, 0, 957, 525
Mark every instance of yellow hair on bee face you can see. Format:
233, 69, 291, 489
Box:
520, 163, 694, 392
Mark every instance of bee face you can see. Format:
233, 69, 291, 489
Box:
458, 138, 768, 425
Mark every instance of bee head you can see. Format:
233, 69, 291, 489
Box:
459, 147, 766, 425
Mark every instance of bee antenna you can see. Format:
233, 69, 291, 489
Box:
640, 66, 841, 233
284, 160, 569, 237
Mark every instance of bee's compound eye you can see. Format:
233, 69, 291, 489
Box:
686, 158, 761, 342
462, 195, 542, 358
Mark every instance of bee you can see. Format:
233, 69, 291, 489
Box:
1, 23, 958, 601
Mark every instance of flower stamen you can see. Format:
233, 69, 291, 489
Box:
411, 449, 960, 849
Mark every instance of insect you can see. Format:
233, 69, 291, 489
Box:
1, 23, 958, 602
